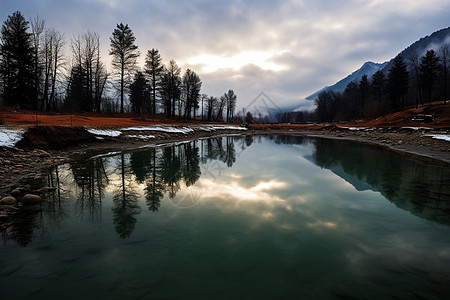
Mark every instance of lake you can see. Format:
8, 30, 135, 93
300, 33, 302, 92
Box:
1, 135, 449, 299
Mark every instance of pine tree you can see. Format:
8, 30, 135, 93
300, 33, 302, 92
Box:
387, 56, 409, 109
371, 70, 386, 103
0, 11, 35, 109
110, 23, 140, 113
419, 49, 441, 103
144, 48, 163, 114
359, 74, 370, 114
129, 71, 149, 114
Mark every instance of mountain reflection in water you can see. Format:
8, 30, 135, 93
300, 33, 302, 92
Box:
2, 135, 449, 245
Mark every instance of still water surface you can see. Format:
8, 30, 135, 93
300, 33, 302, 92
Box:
1, 136, 450, 299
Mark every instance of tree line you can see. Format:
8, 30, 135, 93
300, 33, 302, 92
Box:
0, 11, 237, 121
314, 48, 449, 123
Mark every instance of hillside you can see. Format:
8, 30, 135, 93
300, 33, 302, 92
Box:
306, 61, 387, 100
307, 27, 450, 101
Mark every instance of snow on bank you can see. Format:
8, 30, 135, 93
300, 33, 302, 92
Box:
121, 126, 194, 134
0, 127, 24, 148
87, 129, 122, 137
127, 134, 156, 140
423, 134, 450, 142
401, 127, 433, 131
195, 125, 247, 131
121, 125, 247, 134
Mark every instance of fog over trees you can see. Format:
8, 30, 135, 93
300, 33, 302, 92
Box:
0, 11, 237, 121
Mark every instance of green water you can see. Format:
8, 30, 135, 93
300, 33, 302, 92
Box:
1, 136, 449, 299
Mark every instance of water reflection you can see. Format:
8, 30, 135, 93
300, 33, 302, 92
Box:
307, 137, 450, 225
2, 135, 449, 245
1, 135, 450, 299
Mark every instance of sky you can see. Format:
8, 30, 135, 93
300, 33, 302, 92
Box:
1, 0, 450, 112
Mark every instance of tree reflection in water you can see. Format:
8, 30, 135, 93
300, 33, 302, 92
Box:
3, 135, 448, 245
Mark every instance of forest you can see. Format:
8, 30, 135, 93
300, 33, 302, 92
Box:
307, 48, 449, 123
0, 11, 237, 122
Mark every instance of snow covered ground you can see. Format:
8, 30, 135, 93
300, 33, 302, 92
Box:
0, 127, 24, 148
121, 126, 194, 134
121, 125, 247, 134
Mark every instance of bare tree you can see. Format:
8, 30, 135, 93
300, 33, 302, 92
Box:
440, 44, 449, 104
30, 16, 45, 109
67, 31, 106, 112
223, 89, 237, 122
182, 68, 202, 120
42, 28, 65, 111
407, 53, 423, 108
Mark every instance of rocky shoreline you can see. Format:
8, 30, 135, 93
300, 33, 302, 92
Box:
1, 125, 449, 231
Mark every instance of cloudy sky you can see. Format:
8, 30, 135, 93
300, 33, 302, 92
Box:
2, 0, 450, 111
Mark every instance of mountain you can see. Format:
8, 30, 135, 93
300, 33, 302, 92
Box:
382, 27, 450, 72
306, 61, 387, 100
306, 27, 450, 101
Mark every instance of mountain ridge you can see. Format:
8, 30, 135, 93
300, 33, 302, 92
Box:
306, 27, 450, 101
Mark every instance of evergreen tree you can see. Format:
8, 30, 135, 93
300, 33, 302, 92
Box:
359, 74, 370, 114
371, 70, 386, 103
110, 23, 140, 113
129, 71, 149, 114
0, 11, 35, 108
419, 49, 441, 103
387, 55, 409, 109
144, 48, 163, 114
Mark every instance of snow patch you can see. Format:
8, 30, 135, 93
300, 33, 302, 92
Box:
127, 134, 156, 139
401, 127, 432, 131
87, 129, 122, 137
197, 125, 247, 131
121, 126, 194, 134
423, 134, 450, 142
0, 127, 24, 148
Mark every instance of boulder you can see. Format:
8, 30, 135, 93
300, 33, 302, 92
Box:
35, 187, 57, 194
0, 196, 16, 205
22, 194, 42, 204
0, 205, 19, 212
10, 189, 21, 197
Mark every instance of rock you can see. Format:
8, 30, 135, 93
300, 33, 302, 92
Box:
0, 196, 17, 205
18, 184, 32, 193
35, 186, 57, 194
10, 189, 21, 197
0, 205, 19, 212
22, 194, 42, 204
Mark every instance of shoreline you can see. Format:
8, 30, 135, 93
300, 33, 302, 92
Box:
1, 126, 449, 195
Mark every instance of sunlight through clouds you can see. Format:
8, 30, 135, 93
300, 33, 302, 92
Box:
187, 51, 288, 73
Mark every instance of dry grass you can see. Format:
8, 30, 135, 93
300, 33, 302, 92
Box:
1, 101, 449, 129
